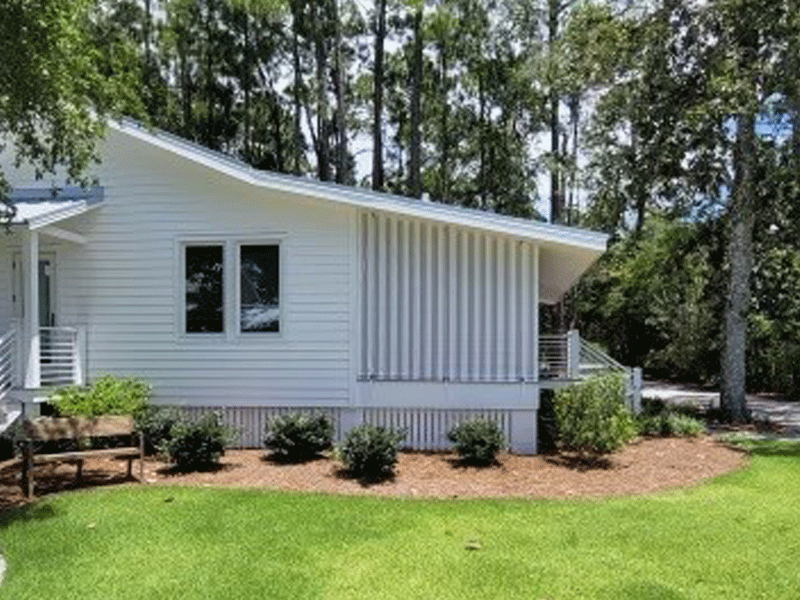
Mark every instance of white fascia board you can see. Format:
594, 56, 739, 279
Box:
113, 120, 609, 253
26, 200, 100, 230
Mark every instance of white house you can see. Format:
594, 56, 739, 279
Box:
0, 120, 635, 453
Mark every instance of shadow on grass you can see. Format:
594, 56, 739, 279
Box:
331, 466, 396, 488
742, 440, 800, 458
0, 500, 59, 529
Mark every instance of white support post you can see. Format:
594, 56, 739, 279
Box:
630, 367, 643, 414
22, 230, 40, 390
12, 318, 23, 388
567, 329, 581, 380
75, 326, 87, 386
510, 382, 539, 455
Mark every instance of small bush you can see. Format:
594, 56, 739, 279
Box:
637, 411, 706, 437
134, 406, 182, 455
447, 418, 505, 464
52, 375, 151, 417
264, 412, 334, 460
158, 411, 236, 471
338, 424, 406, 478
554, 373, 636, 456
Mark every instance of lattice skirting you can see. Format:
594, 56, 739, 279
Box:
170, 405, 524, 452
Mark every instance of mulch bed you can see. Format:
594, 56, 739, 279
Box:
0, 436, 747, 511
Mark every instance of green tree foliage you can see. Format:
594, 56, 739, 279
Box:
0, 0, 135, 218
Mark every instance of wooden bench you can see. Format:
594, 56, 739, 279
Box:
21, 415, 145, 498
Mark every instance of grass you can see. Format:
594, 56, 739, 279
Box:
1, 440, 799, 600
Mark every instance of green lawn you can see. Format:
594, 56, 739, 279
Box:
1, 440, 798, 600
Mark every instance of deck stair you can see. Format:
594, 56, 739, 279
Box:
539, 330, 642, 412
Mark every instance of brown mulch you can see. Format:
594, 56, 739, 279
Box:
0, 436, 747, 511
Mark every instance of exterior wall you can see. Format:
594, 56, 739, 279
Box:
48, 130, 356, 408
359, 210, 540, 383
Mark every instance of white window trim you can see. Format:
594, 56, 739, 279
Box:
235, 239, 283, 337
178, 240, 227, 340
176, 234, 286, 343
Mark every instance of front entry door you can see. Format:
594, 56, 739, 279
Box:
12, 253, 56, 326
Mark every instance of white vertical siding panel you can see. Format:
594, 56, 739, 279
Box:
496, 238, 506, 379
397, 219, 406, 379
483, 235, 492, 381
419, 222, 428, 379
508, 241, 518, 381
432, 225, 442, 380
389, 217, 399, 378
378, 215, 389, 377
370, 213, 380, 378
436, 225, 447, 379
360, 212, 369, 377
424, 223, 434, 380
458, 230, 468, 380
409, 221, 419, 379
532, 244, 540, 381
520, 243, 530, 381
447, 227, 458, 380
472, 233, 481, 380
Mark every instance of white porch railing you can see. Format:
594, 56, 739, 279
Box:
0, 328, 15, 404
39, 326, 83, 387
539, 330, 642, 412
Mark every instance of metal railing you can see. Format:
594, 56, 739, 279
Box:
40, 326, 81, 387
0, 328, 15, 403
538, 333, 570, 379
578, 337, 627, 377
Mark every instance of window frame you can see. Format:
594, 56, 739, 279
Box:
235, 239, 282, 336
176, 235, 285, 342
180, 240, 227, 339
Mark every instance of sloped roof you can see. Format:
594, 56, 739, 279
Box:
111, 119, 608, 254
4, 186, 103, 229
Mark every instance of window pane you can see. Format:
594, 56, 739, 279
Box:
240, 245, 279, 332
186, 245, 224, 333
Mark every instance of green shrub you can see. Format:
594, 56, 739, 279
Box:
158, 411, 236, 471
447, 418, 505, 464
134, 406, 182, 455
264, 412, 334, 460
52, 375, 151, 417
338, 424, 406, 478
554, 373, 636, 456
637, 411, 706, 437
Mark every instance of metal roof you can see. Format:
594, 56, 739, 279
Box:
4, 186, 104, 229
111, 119, 609, 253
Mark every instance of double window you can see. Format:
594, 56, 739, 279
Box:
183, 241, 280, 336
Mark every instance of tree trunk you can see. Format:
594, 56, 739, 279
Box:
372, 0, 386, 191
205, 0, 214, 148
292, 11, 302, 174
179, 35, 192, 139
243, 11, 252, 162
479, 70, 486, 209
408, 6, 423, 198
334, 0, 347, 184
548, 0, 562, 224
721, 111, 756, 422
438, 39, 449, 203
314, 4, 331, 182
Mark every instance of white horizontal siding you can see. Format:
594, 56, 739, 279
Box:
49, 131, 354, 408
